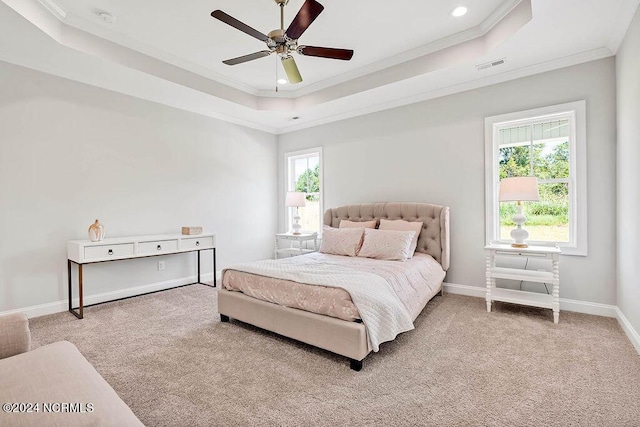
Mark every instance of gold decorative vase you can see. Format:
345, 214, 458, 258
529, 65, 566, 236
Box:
88, 219, 105, 242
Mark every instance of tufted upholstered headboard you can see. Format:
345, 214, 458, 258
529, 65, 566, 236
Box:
323, 202, 450, 271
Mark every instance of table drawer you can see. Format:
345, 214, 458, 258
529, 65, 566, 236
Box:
494, 250, 552, 259
138, 239, 179, 255
181, 236, 214, 250
84, 243, 134, 260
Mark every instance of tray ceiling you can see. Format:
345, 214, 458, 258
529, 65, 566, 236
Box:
0, 0, 638, 133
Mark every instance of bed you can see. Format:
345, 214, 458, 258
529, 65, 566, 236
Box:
217, 202, 450, 371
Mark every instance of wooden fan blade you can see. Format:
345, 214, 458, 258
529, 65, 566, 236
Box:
211, 10, 269, 43
222, 51, 272, 66
285, 0, 324, 40
281, 56, 303, 84
298, 45, 354, 60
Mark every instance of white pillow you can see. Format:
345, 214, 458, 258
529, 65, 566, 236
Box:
357, 229, 416, 261
339, 219, 377, 229
319, 227, 364, 257
379, 219, 423, 257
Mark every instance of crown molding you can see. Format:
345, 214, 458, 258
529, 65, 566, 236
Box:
274, 47, 614, 134
478, 0, 523, 33
46, 5, 262, 96
37, 0, 64, 20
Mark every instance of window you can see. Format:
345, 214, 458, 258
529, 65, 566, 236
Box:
285, 147, 323, 234
485, 101, 587, 255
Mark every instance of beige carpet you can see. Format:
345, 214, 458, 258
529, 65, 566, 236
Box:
29, 285, 640, 426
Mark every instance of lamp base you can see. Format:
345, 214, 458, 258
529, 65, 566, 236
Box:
510, 203, 530, 248
291, 211, 302, 235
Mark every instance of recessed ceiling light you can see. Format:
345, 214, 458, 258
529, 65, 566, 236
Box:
450, 6, 468, 17
97, 11, 116, 24
277, 78, 288, 85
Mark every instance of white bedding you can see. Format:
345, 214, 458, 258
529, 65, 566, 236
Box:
224, 252, 445, 352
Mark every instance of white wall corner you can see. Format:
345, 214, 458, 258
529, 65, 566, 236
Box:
616, 307, 640, 355
606, 0, 640, 53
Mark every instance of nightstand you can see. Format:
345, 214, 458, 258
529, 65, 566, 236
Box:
485, 243, 561, 323
275, 233, 318, 259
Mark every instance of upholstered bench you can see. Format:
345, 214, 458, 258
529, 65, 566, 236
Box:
0, 313, 143, 426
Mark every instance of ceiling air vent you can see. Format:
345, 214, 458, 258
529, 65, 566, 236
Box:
477, 58, 506, 71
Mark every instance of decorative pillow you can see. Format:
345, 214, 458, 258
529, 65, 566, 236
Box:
339, 219, 377, 229
319, 227, 365, 257
357, 229, 416, 262
379, 219, 423, 257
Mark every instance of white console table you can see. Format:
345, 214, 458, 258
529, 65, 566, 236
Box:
485, 243, 561, 323
67, 233, 216, 319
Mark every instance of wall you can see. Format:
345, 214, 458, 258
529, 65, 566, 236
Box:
616, 7, 640, 341
278, 58, 617, 306
0, 61, 277, 314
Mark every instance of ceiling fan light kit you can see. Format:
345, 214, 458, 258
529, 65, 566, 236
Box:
281, 56, 302, 84
211, 0, 354, 85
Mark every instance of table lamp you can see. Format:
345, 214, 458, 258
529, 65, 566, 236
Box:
499, 176, 540, 248
285, 191, 306, 235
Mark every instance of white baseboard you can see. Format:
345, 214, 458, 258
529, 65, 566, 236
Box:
559, 298, 617, 318
616, 307, 640, 355
0, 271, 221, 319
443, 282, 486, 298
443, 282, 617, 317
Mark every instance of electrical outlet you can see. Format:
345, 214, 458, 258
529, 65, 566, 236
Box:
158, 261, 165, 271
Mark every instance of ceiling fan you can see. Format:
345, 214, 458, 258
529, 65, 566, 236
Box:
211, 0, 354, 84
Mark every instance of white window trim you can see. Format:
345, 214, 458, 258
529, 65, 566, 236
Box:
284, 147, 323, 234
484, 101, 587, 256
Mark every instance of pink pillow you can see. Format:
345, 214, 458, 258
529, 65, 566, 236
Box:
319, 227, 364, 257
357, 229, 416, 261
379, 219, 423, 257
339, 219, 377, 229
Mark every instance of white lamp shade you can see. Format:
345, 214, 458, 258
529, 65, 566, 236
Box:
285, 191, 307, 207
499, 177, 540, 202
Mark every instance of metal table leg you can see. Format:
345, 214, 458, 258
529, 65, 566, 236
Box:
69, 261, 84, 319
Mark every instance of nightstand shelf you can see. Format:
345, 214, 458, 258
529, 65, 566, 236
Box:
489, 267, 555, 283
489, 288, 554, 310
485, 243, 561, 323
275, 233, 318, 259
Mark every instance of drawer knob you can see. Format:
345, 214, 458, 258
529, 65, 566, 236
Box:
157, 245, 162, 251
108, 249, 113, 255
195, 241, 200, 247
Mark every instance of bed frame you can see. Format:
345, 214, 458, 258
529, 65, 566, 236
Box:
218, 202, 450, 371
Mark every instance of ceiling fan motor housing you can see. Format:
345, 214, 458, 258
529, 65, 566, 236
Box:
268, 29, 286, 44
268, 29, 297, 54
